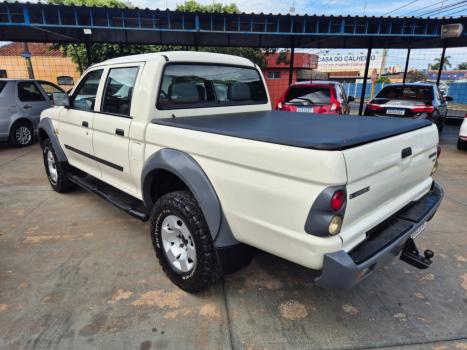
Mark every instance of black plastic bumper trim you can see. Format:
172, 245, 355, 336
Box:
314, 181, 444, 289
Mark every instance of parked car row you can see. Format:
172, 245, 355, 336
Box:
0, 77, 464, 152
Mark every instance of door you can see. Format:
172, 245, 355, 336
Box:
58, 69, 104, 178
92, 65, 141, 194
16, 81, 51, 125
435, 86, 447, 118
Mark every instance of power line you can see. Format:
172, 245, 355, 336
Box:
402, 0, 456, 16
417, 0, 467, 16
383, 0, 422, 15
441, 6, 467, 14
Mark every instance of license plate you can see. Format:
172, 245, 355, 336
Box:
297, 107, 314, 113
386, 108, 405, 116
411, 222, 427, 240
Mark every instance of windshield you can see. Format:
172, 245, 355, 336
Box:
158, 64, 268, 109
376, 86, 433, 100
285, 86, 331, 105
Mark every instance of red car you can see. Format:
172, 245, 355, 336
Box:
276, 81, 354, 114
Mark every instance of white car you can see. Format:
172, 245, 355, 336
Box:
458, 114, 467, 150
38, 52, 443, 292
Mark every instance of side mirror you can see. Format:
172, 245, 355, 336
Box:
444, 96, 453, 102
52, 92, 70, 107
348, 96, 355, 102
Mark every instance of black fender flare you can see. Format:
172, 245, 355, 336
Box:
141, 148, 236, 245
37, 118, 68, 163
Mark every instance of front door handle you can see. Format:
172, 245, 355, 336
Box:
82, 121, 89, 128
115, 128, 124, 136
23, 105, 32, 109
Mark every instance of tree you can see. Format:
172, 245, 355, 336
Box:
456, 62, 467, 70
175, 0, 266, 67
430, 55, 452, 71
49, 0, 266, 72
405, 69, 426, 83
375, 76, 391, 83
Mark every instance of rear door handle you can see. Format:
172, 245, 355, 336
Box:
82, 121, 88, 128
115, 128, 124, 136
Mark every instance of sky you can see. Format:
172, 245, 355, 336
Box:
4, 0, 466, 16
128, 0, 467, 16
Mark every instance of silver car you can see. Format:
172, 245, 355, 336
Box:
0, 79, 64, 147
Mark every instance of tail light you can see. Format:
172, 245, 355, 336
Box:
411, 104, 434, 114
282, 104, 297, 112
331, 190, 346, 211
276, 97, 284, 110
366, 103, 382, 110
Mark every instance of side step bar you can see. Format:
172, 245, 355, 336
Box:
68, 174, 149, 221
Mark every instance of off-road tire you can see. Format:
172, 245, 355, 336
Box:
150, 191, 219, 292
42, 138, 76, 193
9, 120, 34, 147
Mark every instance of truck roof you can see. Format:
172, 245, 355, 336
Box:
93, 51, 256, 68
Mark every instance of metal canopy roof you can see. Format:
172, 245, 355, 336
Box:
0, 2, 466, 49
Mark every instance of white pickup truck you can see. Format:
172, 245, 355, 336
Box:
38, 52, 443, 292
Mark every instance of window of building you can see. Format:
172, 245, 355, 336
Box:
71, 69, 103, 111
101, 67, 139, 117
158, 64, 267, 110
57, 76, 74, 86
267, 71, 281, 80
17, 82, 46, 102
0, 70, 7, 78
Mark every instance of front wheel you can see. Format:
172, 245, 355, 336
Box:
42, 139, 76, 193
9, 120, 33, 147
150, 191, 219, 292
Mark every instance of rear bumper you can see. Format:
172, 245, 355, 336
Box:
315, 181, 443, 289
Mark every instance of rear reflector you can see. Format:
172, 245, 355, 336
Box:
411, 105, 434, 113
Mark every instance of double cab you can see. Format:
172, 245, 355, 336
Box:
38, 52, 443, 292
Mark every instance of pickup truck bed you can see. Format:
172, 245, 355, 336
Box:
152, 111, 432, 151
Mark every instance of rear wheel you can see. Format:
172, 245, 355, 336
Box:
42, 139, 76, 193
150, 191, 219, 292
9, 120, 33, 147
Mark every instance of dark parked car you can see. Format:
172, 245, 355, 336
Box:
364, 83, 452, 131
276, 81, 354, 115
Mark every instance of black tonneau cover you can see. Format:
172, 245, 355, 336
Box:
152, 111, 432, 151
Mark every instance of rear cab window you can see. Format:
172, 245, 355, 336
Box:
285, 85, 331, 105
377, 86, 433, 101
157, 63, 268, 110
101, 66, 139, 117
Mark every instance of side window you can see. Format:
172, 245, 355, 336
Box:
71, 69, 103, 111
39, 81, 64, 100
17, 82, 46, 102
101, 67, 139, 116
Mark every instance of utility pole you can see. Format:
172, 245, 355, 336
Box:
22, 42, 35, 79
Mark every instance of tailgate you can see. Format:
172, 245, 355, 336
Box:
340, 124, 438, 249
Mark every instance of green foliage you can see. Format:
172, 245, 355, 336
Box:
49, 0, 266, 71
275, 51, 290, 65
456, 62, 467, 70
430, 56, 452, 71
375, 76, 390, 83
176, 0, 239, 13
